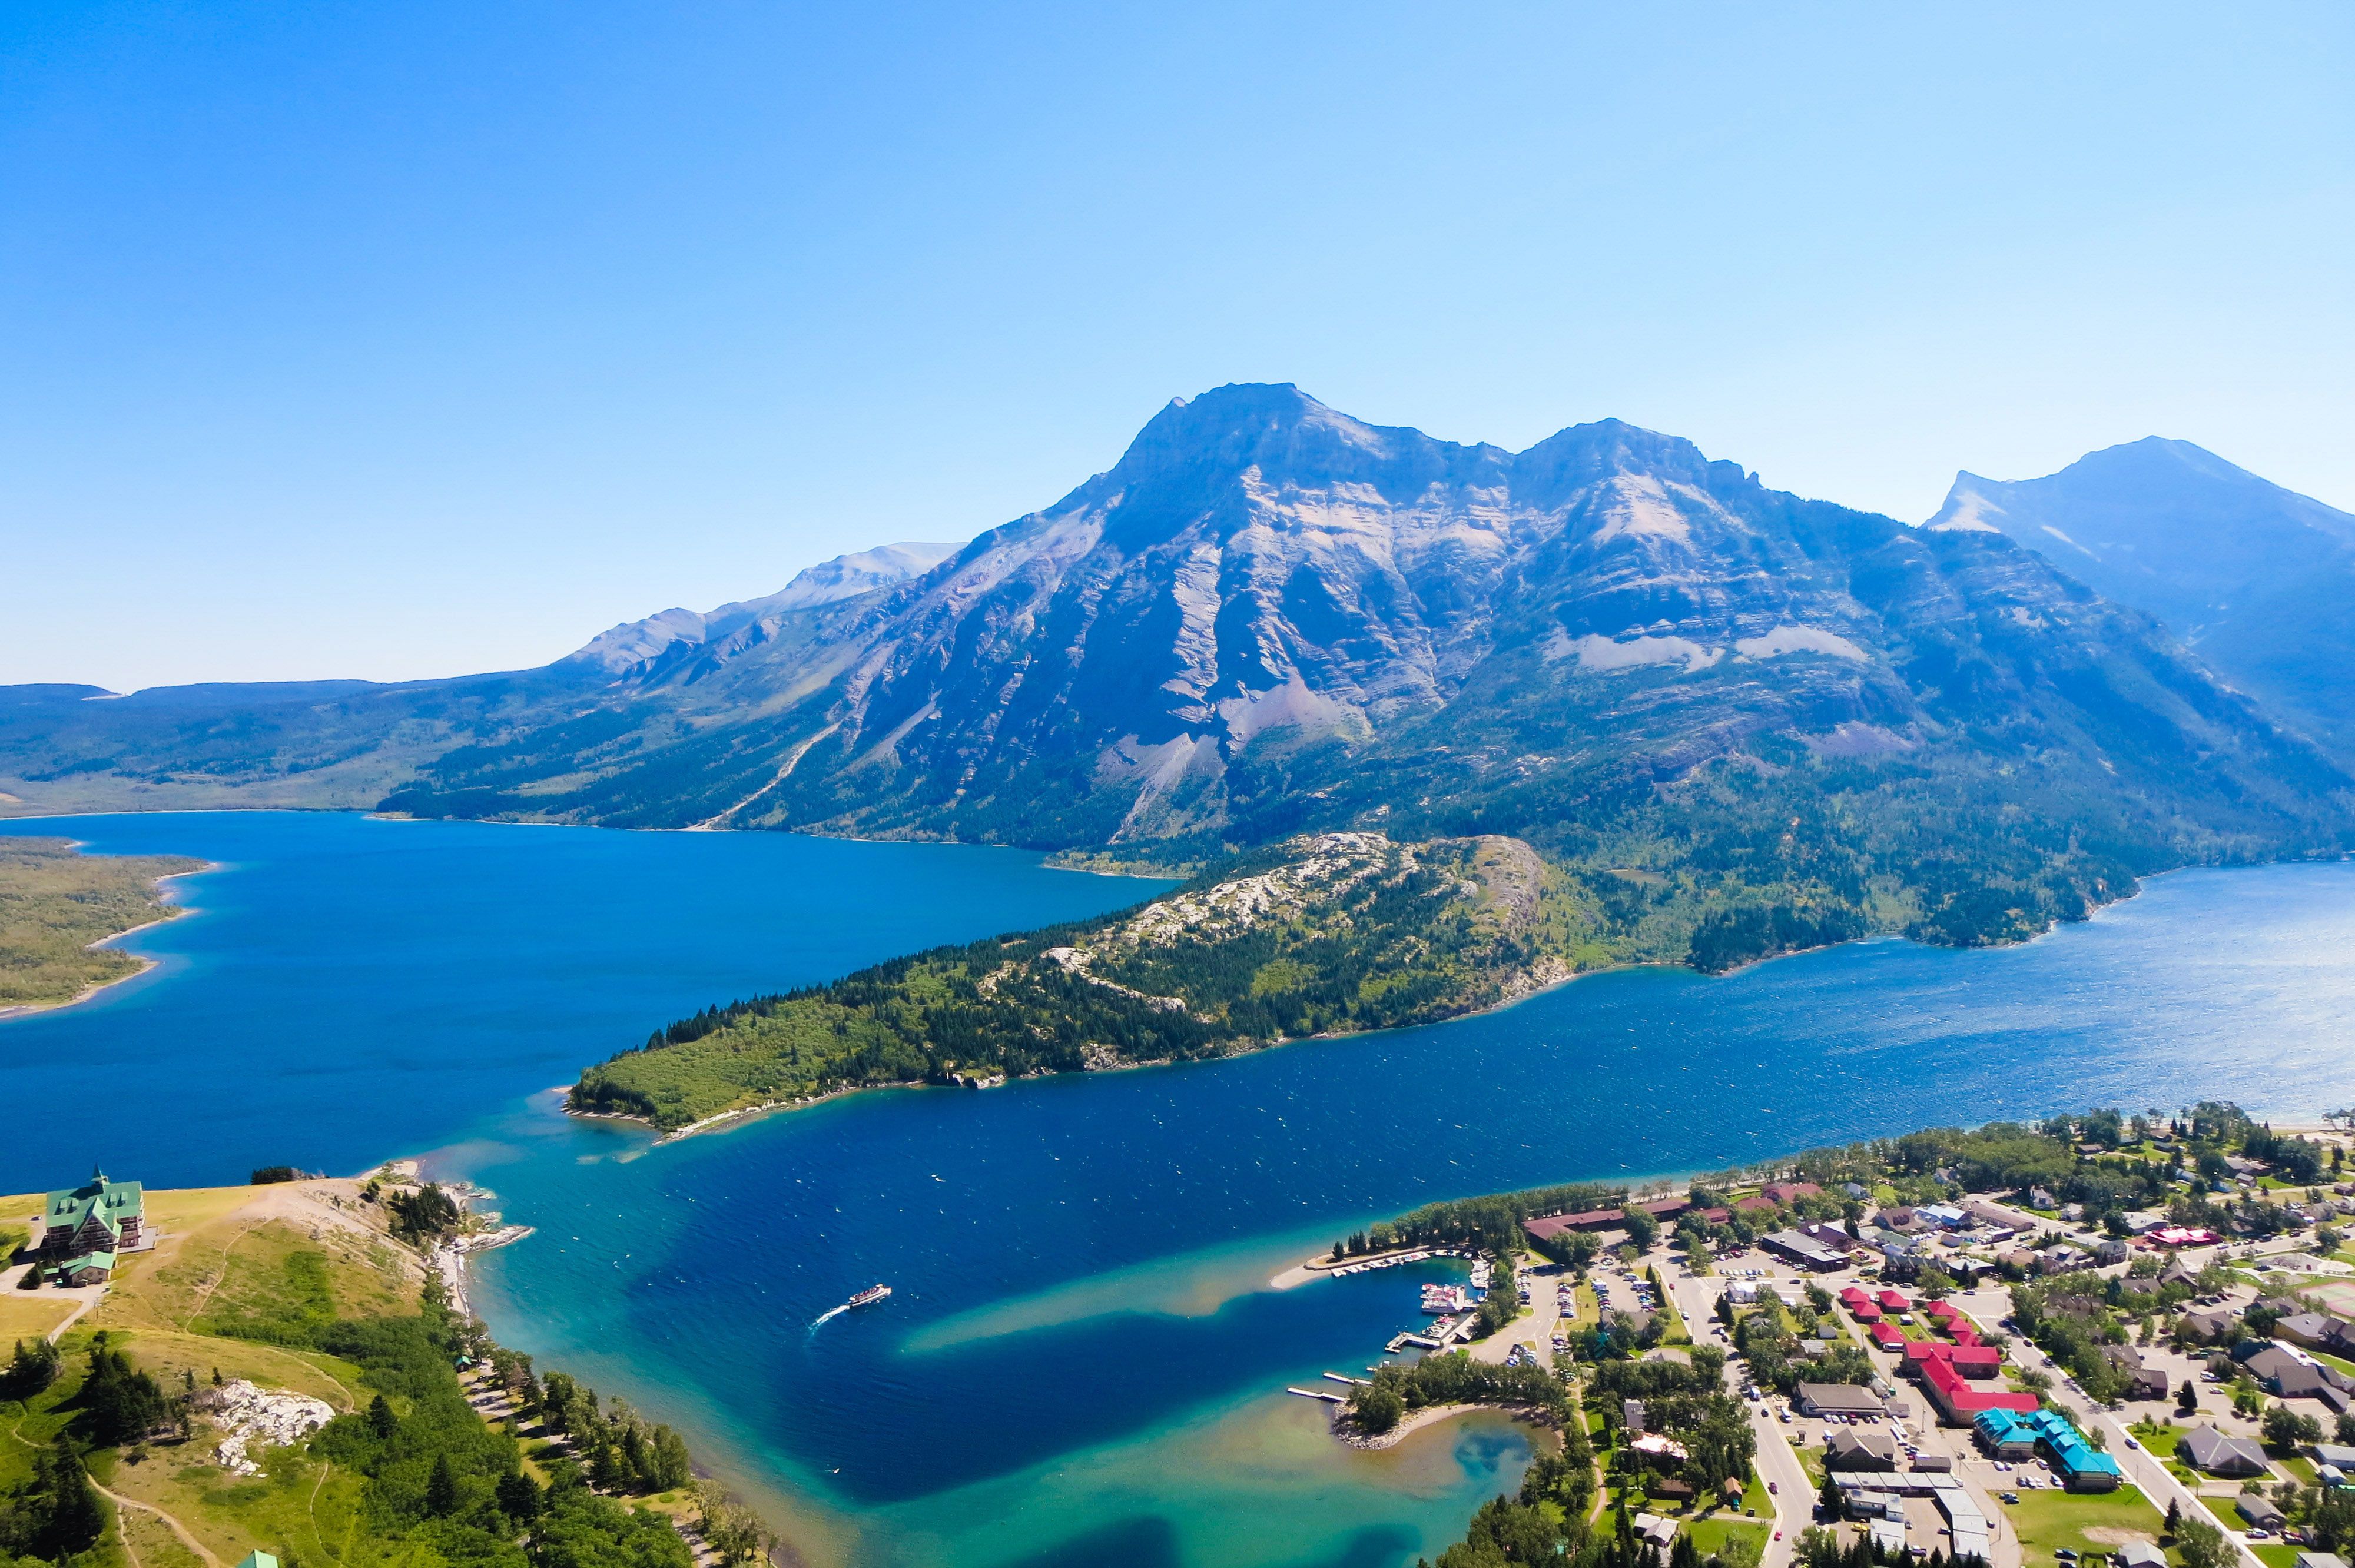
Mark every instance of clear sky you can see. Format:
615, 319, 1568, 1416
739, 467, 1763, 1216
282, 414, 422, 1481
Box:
5, 4, 2351, 692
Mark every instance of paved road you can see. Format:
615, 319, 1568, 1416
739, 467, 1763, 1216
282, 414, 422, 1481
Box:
1948, 1285, 2267, 1568
1666, 1263, 1807, 1568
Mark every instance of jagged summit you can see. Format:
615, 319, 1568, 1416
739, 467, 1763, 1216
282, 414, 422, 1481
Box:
3, 390, 2348, 960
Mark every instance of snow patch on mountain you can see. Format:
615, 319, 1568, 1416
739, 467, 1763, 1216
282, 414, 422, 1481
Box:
1734, 626, 1869, 662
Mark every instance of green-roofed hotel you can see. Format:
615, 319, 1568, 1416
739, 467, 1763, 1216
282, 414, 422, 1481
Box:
30, 1165, 148, 1285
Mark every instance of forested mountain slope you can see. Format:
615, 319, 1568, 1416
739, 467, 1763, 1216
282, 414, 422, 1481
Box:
5, 386, 2350, 968
1929, 438, 2355, 758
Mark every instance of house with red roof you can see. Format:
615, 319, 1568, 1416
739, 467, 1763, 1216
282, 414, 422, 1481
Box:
1761, 1182, 1822, 1206
1910, 1341, 2037, 1424
1524, 1197, 1731, 1239
1870, 1321, 1908, 1350
1875, 1289, 1912, 1313
1852, 1302, 1883, 1324
1905, 1340, 2002, 1378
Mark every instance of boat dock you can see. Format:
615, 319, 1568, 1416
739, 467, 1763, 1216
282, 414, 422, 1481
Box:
1313, 1245, 1478, 1278
1321, 1371, 1368, 1386
1286, 1386, 1347, 1403
1385, 1331, 1442, 1352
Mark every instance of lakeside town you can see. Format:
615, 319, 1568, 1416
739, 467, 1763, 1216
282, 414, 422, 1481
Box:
14, 1105, 2355, 1568
1299, 1105, 2355, 1568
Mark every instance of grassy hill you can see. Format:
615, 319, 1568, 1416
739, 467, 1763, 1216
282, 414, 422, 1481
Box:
0, 1177, 764, 1568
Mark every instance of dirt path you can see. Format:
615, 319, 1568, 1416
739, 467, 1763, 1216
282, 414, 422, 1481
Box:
180, 1224, 257, 1332
91, 1479, 222, 1568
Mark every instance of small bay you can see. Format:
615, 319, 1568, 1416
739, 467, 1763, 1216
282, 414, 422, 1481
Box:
7, 813, 2355, 1568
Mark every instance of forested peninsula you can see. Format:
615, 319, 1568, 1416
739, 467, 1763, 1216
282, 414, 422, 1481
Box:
0, 836, 203, 1012
570, 803, 2169, 1135
570, 832, 1577, 1131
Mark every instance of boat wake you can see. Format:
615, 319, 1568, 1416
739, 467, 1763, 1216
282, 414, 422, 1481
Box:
809, 1283, 891, 1334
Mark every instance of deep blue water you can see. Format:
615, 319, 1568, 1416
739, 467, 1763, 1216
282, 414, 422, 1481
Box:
0, 812, 1170, 1188
9, 812, 2355, 1568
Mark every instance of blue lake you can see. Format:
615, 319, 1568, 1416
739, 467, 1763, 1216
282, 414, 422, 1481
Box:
0, 812, 1172, 1188
7, 813, 2355, 1568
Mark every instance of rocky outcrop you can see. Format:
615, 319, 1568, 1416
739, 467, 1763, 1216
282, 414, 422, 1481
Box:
203, 1379, 336, 1476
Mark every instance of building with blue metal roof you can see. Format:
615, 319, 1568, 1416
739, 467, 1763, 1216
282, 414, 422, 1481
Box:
2025, 1408, 2122, 1491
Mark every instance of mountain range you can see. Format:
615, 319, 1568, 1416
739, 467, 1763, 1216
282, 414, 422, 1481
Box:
5, 384, 2350, 966
1929, 437, 2355, 757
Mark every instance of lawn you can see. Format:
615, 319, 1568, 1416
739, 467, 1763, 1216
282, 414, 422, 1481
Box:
1684, 1517, 1770, 1560
2004, 1486, 2171, 1563
0, 1293, 82, 1342
1650, 1279, 1690, 1344
2126, 1423, 2184, 1460
2195, 1494, 2259, 1533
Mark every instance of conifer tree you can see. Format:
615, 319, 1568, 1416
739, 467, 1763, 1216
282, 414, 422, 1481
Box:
425, 1452, 460, 1517
497, 1469, 543, 1523
38, 1448, 107, 1557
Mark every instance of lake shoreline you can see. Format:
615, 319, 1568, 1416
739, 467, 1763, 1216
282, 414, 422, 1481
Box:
552, 869, 2154, 1150
0, 852, 215, 1022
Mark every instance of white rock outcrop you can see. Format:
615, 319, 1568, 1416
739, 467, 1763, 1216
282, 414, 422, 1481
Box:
208, 1379, 336, 1476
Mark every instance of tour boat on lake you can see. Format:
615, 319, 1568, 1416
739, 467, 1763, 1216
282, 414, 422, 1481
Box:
845, 1283, 892, 1309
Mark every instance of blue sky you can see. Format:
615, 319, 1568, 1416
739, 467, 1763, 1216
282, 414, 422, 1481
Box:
4, 3, 2351, 691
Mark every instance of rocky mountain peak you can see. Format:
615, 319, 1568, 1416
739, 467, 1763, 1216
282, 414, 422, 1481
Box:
566, 540, 961, 675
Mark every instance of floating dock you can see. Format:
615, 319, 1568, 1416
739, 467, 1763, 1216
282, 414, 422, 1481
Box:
1286, 1386, 1346, 1403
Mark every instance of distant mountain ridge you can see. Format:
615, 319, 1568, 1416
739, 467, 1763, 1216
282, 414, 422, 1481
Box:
566, 542, 962, 676
1928, 438, 2355, 756
4, 384, 2350, 966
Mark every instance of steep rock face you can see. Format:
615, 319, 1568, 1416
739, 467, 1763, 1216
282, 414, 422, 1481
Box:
4, 387, 2349, 964
480, 385, 2331, 871
1929, 438, 2355, 756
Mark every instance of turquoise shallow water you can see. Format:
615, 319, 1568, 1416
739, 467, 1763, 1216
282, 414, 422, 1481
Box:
8, 813, 2355, 1568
